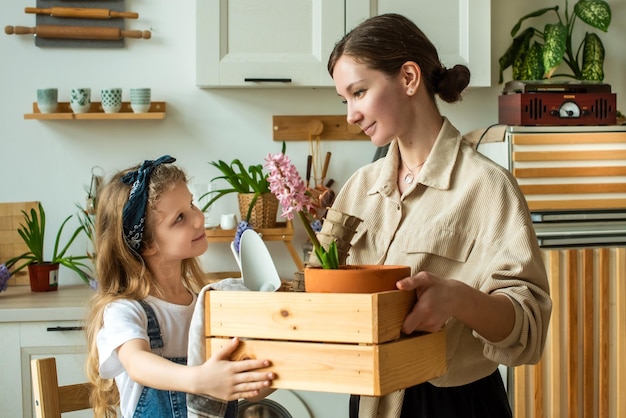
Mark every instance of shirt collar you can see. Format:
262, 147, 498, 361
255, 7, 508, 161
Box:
369, 117, 462, 196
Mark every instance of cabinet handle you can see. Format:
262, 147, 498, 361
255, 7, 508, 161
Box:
46, 326, 84, 332
244, 78, 292, 83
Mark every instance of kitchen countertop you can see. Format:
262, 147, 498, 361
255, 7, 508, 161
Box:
0, 284, 94, 322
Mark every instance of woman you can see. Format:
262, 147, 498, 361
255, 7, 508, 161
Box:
328, 14, 551, 418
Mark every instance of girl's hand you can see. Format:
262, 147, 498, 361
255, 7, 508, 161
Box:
396, 271, 457, 334
197, 337, 275, 401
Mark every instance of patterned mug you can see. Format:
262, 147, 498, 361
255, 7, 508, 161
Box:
101, 88, 122, 113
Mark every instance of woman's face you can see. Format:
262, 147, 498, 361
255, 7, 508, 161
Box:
147, 181, 208, 262
332, 56, 411, 147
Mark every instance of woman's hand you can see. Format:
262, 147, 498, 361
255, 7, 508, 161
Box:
396, 271, 456, 334
196, 337, 275, 401
396, 271, 516, 342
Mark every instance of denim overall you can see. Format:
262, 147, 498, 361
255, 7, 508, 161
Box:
133, 300, 238, 418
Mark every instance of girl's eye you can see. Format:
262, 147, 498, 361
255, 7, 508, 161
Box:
175, 213, 184, 223
354, 89, 365, 98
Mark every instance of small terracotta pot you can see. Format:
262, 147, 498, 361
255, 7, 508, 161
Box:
304, 264, 411, 293
28, 263, 59, 292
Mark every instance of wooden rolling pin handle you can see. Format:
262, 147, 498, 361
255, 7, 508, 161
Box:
110, 11, 139, 19
5, 26, 35, 35
122, 30, 151, 39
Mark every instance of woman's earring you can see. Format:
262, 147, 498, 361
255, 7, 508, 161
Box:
408, 89, 414, 95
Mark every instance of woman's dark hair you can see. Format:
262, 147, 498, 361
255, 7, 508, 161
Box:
328, 13, 470, 103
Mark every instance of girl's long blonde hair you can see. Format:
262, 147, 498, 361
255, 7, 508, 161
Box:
85, 163, 206, 417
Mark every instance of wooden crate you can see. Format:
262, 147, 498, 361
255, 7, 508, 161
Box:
205, 290, 447, 396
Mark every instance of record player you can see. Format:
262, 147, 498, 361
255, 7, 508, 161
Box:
498, 80, 617, 126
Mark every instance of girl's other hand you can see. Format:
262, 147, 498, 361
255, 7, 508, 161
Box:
197, 337, 275, 400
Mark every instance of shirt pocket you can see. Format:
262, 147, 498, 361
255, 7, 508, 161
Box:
401, 228, 475, 263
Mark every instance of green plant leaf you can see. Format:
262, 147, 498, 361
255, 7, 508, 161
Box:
542, 23, 567, 78
520, 41, 545, 80
581, 32, 605, 80
510, 6, 559, 37
499, 27, 534, 83
511, 28, 535, 80
574, 0, 611, 32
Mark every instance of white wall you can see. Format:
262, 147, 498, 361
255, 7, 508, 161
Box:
1, 0, 625, 284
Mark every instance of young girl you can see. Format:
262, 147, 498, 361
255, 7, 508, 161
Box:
85, 155, 274, 417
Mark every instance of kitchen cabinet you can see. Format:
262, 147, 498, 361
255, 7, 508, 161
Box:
350, 0, 491, 87
196, 0, 345, 87
196, 0, 491, 88
0, 285, 92, 418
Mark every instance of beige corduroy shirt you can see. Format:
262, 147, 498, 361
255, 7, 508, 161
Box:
332, 118, 552, 390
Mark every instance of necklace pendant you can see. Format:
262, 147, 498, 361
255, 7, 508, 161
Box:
403, 172, 414, 184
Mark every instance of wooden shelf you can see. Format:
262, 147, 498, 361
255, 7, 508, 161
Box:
24, 101, 166, 120
205, 220, 304, 271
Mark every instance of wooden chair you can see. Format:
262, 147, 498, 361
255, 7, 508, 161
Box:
31, 357, 93, 417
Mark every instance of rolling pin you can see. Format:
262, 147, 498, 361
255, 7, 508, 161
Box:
5, 25, 151, 40
25, 7, 138, 19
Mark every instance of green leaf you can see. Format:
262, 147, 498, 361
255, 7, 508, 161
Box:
581, 32, 605, 80
575, 0, 611, 32
542, 23, 567, 78
510, 6, 559, 37
520, 41, 545, 80
499, 27, 534, 83
511, 28, 534, 80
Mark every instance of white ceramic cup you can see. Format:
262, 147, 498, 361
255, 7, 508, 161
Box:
36, 88, 58, 113
101, 88, 122, 113
69, 88, 91, 113
130, 87, 151, 113
220, 213, 237, 230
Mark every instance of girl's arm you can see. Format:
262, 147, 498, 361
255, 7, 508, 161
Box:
117, 336, 275, 401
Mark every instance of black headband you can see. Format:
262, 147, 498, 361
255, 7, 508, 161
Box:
121, 155, 176, 252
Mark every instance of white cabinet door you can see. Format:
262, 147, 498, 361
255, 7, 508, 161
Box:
196, 0, 345, 87
345, 0, 491, 87
19, 321, 89, 418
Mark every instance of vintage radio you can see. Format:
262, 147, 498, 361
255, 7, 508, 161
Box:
498, 80, 617, 126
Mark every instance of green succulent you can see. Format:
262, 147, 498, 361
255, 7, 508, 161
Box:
498, 0, 611, 83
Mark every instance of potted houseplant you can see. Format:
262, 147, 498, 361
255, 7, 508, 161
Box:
263, 151, 410, 293
202, 143, 287, 229
498, 0, 612, 83
1, 202, 92, 292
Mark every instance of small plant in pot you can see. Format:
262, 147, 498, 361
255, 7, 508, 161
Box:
263, 151, 410, 293
202, 144, 286, 230
1, 203, 92, 292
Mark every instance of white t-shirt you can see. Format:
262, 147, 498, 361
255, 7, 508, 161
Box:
97, 293, 197, 418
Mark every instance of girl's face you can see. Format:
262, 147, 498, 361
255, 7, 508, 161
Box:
332, 56, 412, 147
147, 181, 208, 262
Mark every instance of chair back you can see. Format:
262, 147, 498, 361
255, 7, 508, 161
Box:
31, 357, 93, 418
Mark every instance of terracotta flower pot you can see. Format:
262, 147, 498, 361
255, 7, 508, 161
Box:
304, 264, 411, 293
28, 263, 59, 292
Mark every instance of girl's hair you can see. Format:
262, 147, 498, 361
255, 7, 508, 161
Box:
327, 13, 470, 103
85, 162, 206, 417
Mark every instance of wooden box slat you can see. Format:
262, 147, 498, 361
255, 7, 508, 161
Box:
207, 330, 446, 396
206, 290, 417, 344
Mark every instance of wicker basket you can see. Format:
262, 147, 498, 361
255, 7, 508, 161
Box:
237, 193, 279, 228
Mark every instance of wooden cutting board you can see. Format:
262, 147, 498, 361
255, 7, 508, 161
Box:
0, 202, 39, 286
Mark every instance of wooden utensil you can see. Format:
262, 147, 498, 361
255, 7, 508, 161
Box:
25, 7, 138, 19
5, 25, 151, 40
321, 151, 331, 187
